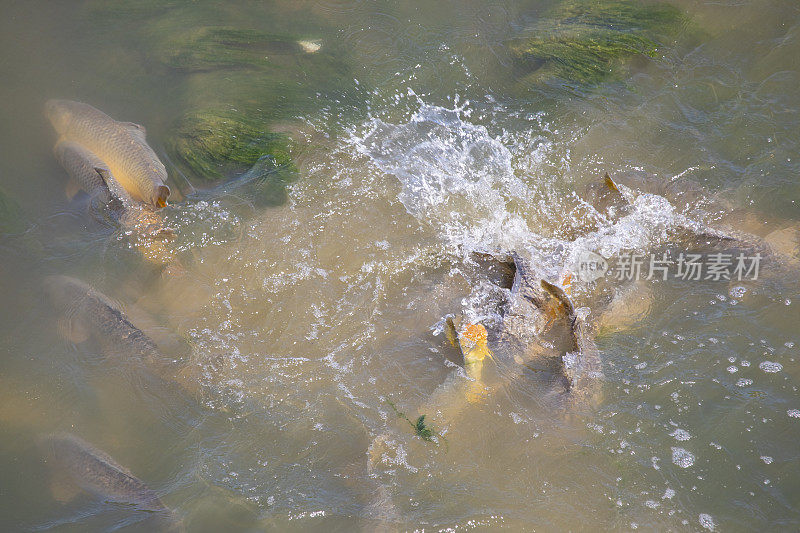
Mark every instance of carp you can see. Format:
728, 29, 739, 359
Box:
45, 99, 170, 208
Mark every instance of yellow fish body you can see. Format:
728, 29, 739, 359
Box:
45, 99, 170, 208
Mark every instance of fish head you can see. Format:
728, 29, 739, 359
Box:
42, 275, 88, 312
44, 99, 76, 135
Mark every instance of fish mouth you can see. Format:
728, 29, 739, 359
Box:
156, 185, 170, 208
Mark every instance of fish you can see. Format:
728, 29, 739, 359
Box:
38, 432, 183, 531
52, 139, 176, 264
45, 99, 170, 208
42, 275, 196, 392
437, 252, 603, 420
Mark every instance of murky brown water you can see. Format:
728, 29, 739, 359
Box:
1, 1, 800, 531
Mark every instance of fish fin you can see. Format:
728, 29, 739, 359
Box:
64, 178, 81, 201
443, 315, 466, 367
603, 172, 620, 193
92, 166, 113, 185
121, 121, 146, 139
509, 252, 538, 300
49, 471, 81, 503
539, 279, 575, 317
539, 279, 586, 392
444, 316, 459, 347
156, 185, 170, 208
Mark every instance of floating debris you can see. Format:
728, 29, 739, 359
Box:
297, 39, 322, 54
387, 400, 445, 446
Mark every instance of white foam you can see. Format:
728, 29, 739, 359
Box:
699, 513, 715, 531
670, 429, 691, 441
759, 361, 783, 373
671, 447, 695, 468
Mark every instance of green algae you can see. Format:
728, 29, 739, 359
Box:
86, 3, 361, 204
159, 27, 311, 72
509, 0, 687, 85
167, 111, 299, 205
157, 25, 356, 199
167, 110, 295, 180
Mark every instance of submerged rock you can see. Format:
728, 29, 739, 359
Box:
508, 0, 686, 85
158, 27, 320, 72
158, 25, 355, 201
87, 3, 360, 204
168, 110, 295, 181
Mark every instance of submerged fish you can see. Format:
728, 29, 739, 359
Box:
39, 432, 182, 531
43, 275, 194, 391
45, 99, 170, 208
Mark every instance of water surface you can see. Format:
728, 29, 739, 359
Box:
1, 1, 799, 531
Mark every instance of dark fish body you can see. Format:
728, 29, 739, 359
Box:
39, 433, 183, 531
43, 275, 161, 363
40, 433, 166, 509
45, 99, 170, 207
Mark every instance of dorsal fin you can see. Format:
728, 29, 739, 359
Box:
93, 166, 113, 185
603, 172, 620, 194
539, 279, 575, 317
120, 121, 146, 140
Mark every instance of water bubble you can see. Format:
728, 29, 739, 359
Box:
729, 285, 747, 299
670, 429, 691, 441
662, 488, 675, 500
727, 366, 738, 373
761, 456, 773, 464
759, 361, 783, 373
699, 513, 716, 531
736, 378, 753, 387
787, 409, 800, 418
671, 447, 695, 468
